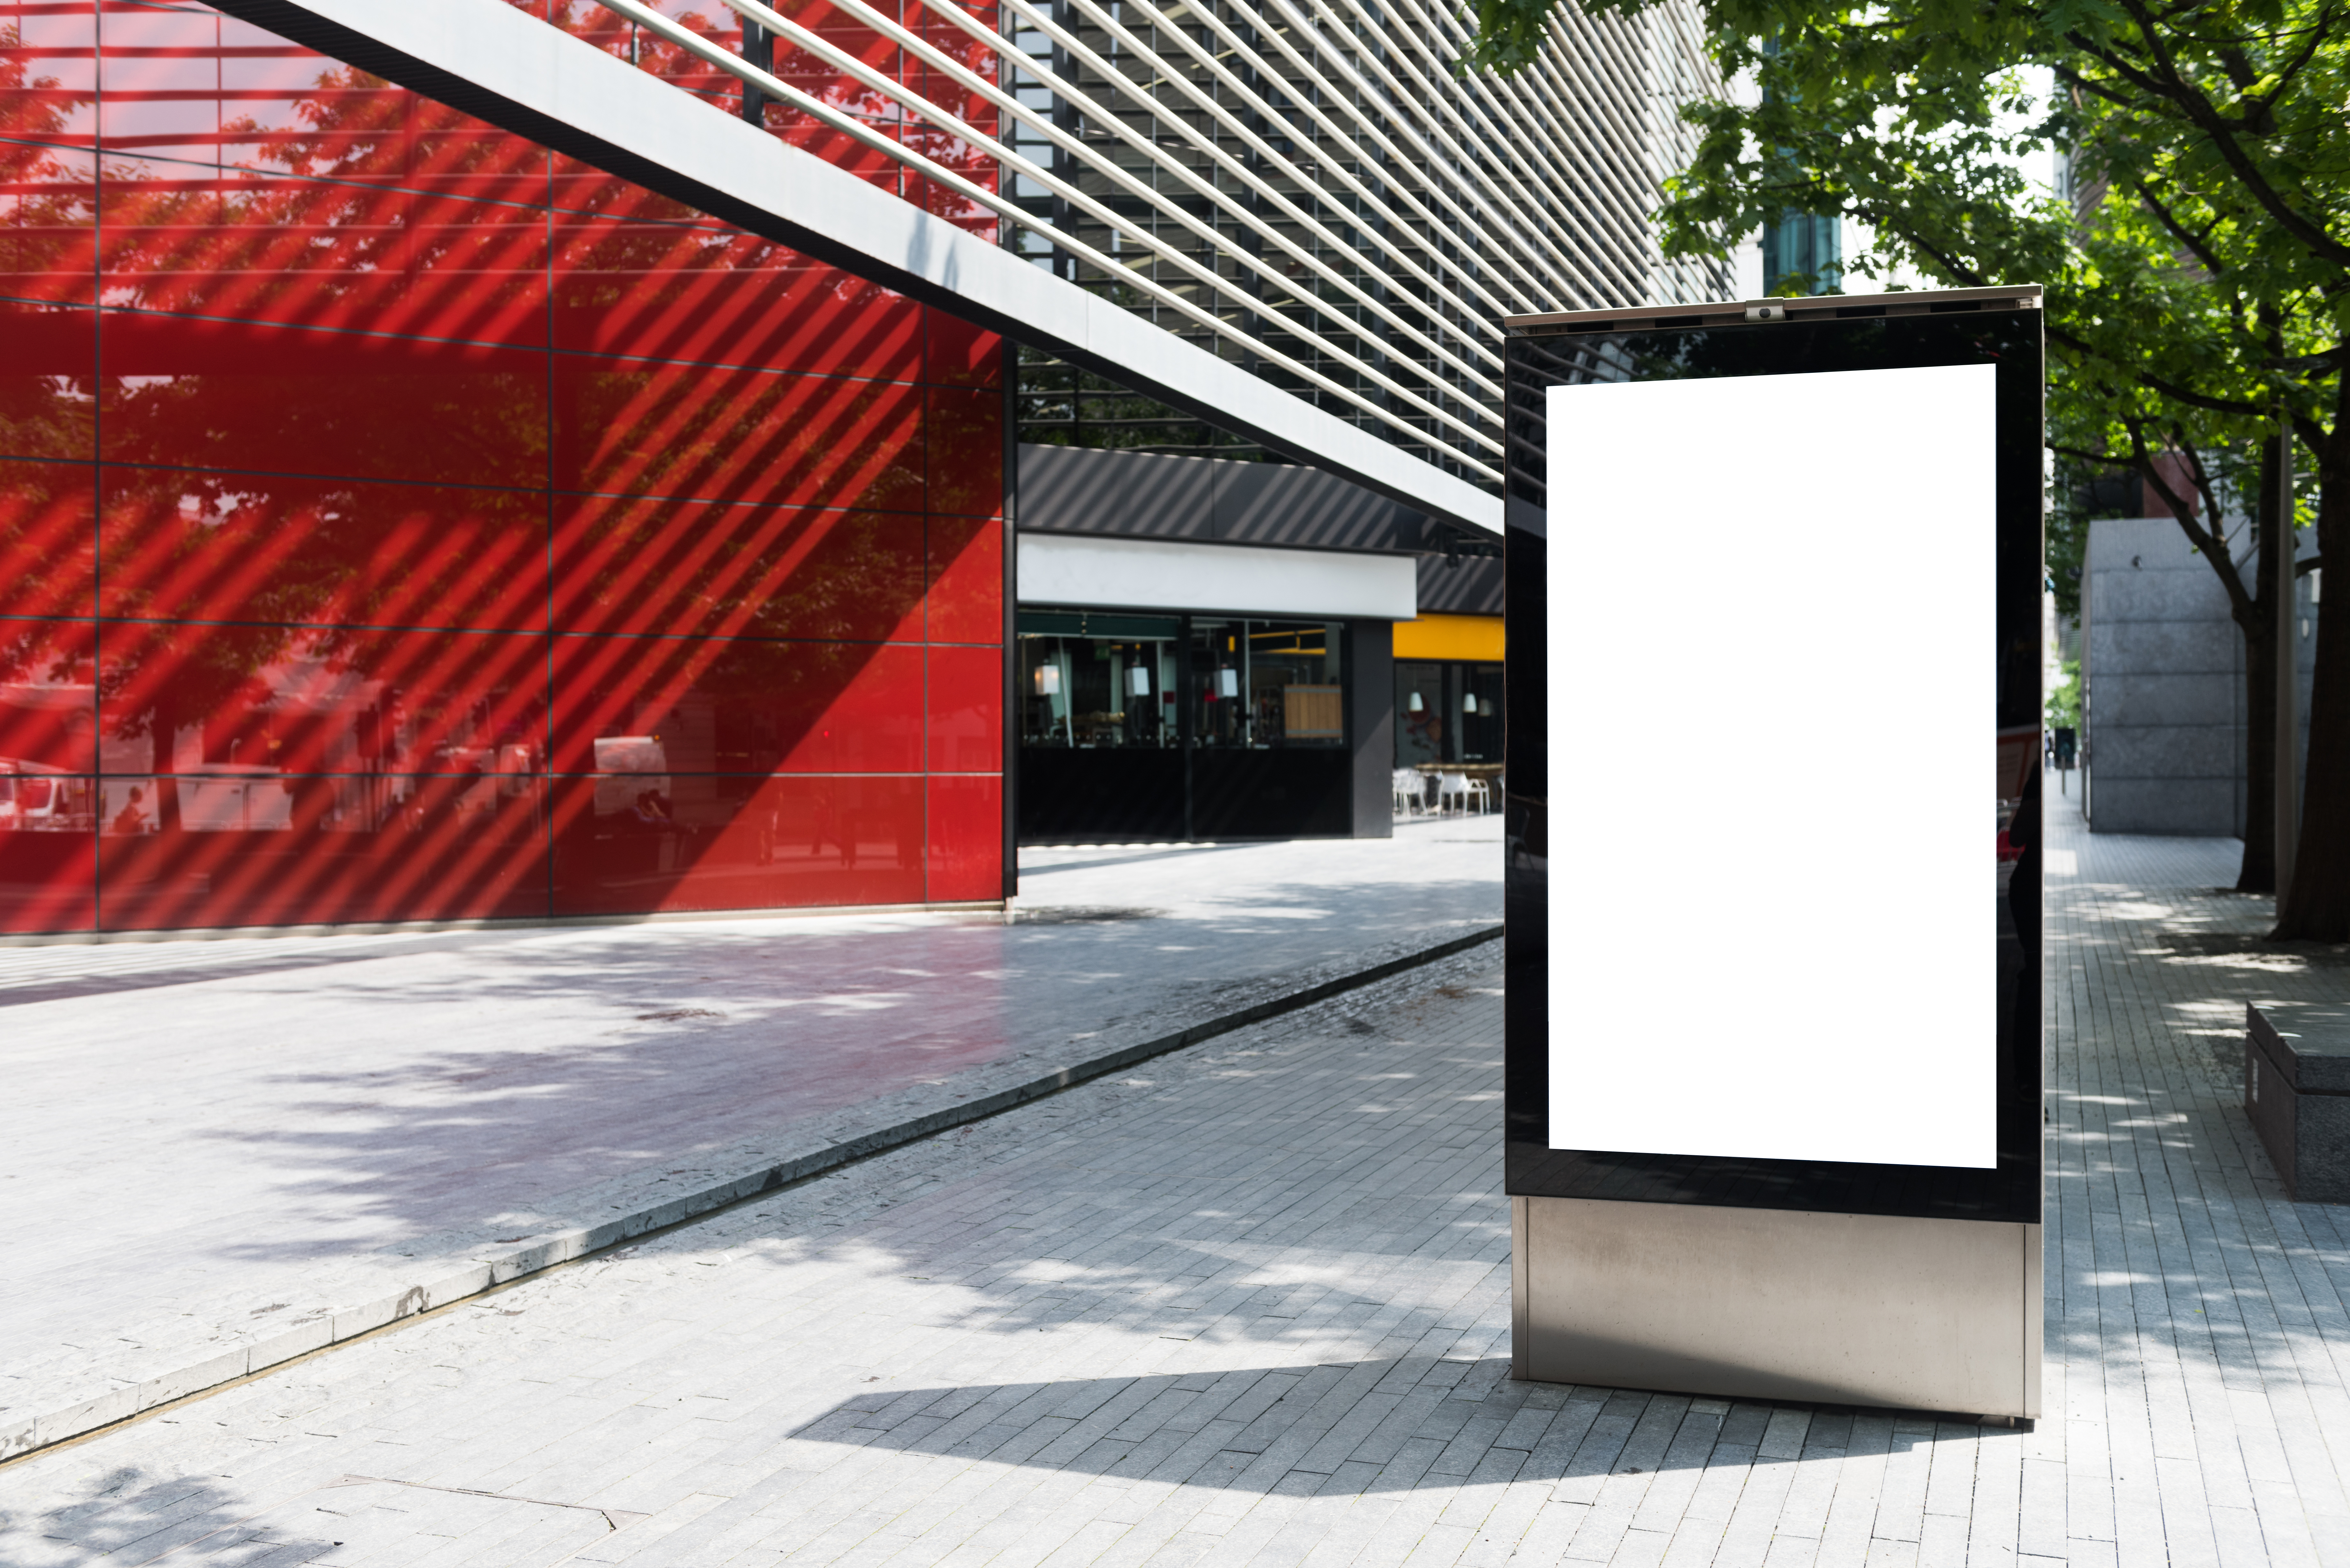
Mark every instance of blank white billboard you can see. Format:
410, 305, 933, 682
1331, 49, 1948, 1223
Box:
1546, 363, 1998, 1169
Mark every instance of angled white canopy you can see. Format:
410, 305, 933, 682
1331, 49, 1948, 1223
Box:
212, 0, 1505, 535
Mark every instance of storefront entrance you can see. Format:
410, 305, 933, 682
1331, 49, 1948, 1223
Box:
1016, 609, 1354, 841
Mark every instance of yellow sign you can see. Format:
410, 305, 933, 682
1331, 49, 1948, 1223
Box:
1392, 613, 1503, 662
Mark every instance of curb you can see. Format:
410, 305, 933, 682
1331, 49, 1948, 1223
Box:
2, 922, 1503, 1463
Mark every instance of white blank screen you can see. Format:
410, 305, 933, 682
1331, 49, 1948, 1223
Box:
1545, 363, 1998, 1169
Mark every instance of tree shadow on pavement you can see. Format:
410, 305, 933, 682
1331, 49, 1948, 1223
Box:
0, 1467, 329, 1567
6, 863, 1499, 1435
175, 871, 1497, 1263
2, 1468, 626, 1566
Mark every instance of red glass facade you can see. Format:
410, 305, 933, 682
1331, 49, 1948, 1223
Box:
0, 0, 1007, 932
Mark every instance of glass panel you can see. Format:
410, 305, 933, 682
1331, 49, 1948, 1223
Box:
96, 771, 550, 930
1189, 618, 1239, 747
548, 634, 922, 775
1245, 620, 1343, 748
924, 515, 1000, 645
924, 310, 1001, 389
1, 461, 97, 618
101, 468, 549, 631
98, 158, 550, 349
0, 142, 97, 305
552, 497, 922, 643
1394, 660, 1444, 766
0, 0, 96, 149
100, 313, 549, 488
1459, 662, 1504, 763
551, 353, 922, 509
96, 622, 549, 777
0, 770, 95, 932
924, 773, 999, 901
0, 299, 94, 460
926, 643, 997, 773
0, 616, 95, 770
549, 772, 924, 915
1194, 618, 1343, 749
97, 4, 548, 199
550, 211, 919, 380
925, 385, 1001, 518
1017, 626, 1177, 749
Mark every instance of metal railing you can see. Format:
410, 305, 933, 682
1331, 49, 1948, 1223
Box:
583, 0, 1732, 487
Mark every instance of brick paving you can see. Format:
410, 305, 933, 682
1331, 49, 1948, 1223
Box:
7, 796, 2350, 1564
0, 818, 1501, 1456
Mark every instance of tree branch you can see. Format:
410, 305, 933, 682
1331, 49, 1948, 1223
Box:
2124, 417, 2257, 618
2138, 368, 2270, 418
2125, 172, 2231, 278
2263, 3, 2337, 101
2071, 6, 2350, 269
2044, 316, 2271, 418
2171, 425, 2238, 551
1868, 213, 1990, 288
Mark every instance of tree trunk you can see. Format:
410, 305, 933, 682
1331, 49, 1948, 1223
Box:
2277, 398, 2347, 939
2239, 604, 2277, 892
2235, 438, 2284, 893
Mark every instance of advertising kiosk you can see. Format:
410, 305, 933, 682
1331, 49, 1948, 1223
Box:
1503, 287, 2045, 1418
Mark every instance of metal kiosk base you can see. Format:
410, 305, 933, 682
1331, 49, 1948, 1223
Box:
1512, 1197, 2043, 1420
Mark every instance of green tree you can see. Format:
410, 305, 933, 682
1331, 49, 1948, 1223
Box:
1469, 0, 2348, 935
2048, 657, 2082, 730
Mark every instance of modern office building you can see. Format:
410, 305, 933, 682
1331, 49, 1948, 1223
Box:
995, 0, 1717, 839
2079, 512, 2315, 835
0, 0, 1723, 933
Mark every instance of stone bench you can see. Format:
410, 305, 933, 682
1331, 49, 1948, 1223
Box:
2245, 1002, 2350, 1202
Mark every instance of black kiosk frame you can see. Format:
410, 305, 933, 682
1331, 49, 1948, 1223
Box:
1502, 286, 2044, 1419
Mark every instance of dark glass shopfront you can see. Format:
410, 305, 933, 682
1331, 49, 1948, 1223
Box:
1394, 661, 1505, 768
1017, 610, 1353, 841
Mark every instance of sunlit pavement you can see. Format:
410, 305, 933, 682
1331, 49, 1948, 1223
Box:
13, 794, 2350, 1565
0, 815, 1500, 1463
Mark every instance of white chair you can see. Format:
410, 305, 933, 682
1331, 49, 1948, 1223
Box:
1462, 775, 1492, 813
1436, 771, 1472, 814
1391, 768, 1425, 816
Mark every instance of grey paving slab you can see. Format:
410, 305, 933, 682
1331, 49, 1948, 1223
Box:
15, 799, 2350, 1563
0, 818, 1500, 1456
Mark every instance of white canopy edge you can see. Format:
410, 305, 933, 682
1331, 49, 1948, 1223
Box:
1018, 534, 1419, 621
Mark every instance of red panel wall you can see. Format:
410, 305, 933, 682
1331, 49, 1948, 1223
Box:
0, 0, 1005, 933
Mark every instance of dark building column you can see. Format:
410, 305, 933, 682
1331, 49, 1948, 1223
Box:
1348, 619, 1395, 839
1002, 346, 1020, 899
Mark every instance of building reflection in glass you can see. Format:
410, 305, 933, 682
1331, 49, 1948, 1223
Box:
1394, 660, 1504, 767
0, 0, 1007, 933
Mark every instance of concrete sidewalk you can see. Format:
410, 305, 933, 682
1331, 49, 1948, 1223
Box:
0, 815, 1499, 1460
12, 794, 2350, 1564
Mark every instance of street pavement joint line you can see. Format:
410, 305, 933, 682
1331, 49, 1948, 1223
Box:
107, 1474, 641, 1567
334, 1474, 651, 1527
1, 922, 1502, 1467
